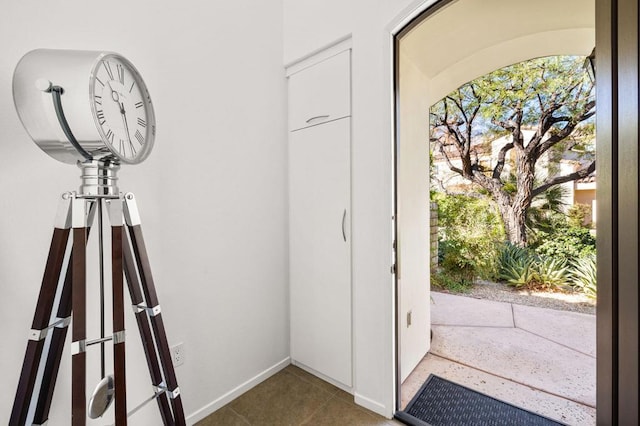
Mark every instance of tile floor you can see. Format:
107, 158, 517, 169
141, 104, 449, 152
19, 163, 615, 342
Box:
196, 365, 402, 425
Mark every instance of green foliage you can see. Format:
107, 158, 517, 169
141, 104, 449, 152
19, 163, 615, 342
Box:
501, 257, 538, 288
496, 242, 596, 295
476, 57, 594, 135
429, 55, 595, 247
433, 192, 504, 280
431, 270, 474, 293
536, 257, 572, 289
526, 185, 569, 244
567, 203, 592, 228
496, 244, 538, 287
534, 226, 596, 260
430, 56, 595, 149
569, 255, 597, 298
439, 240, 476, 279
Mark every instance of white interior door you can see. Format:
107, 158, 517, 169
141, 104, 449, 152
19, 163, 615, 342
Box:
397, 55, 431, 383
289, 117, 352, 387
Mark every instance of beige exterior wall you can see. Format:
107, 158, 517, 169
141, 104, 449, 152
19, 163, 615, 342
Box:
575, 189, 597, 206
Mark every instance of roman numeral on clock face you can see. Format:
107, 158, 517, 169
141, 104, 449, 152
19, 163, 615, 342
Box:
96, 110, 105, 125
135, 101, 144, 109
105, 129, 114, 143
103, 61, 114, 80
135, 129, 145, 144
117, 64, 125, 84
137, 118, 146, 127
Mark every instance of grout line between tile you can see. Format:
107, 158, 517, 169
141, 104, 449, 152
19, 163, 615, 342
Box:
298, 392, 336, 425
228, 406, 252, 425
284, 368, 340, 396
283, 368, 338, 425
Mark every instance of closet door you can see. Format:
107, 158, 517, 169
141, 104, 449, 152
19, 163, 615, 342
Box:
289, 117, 351, 387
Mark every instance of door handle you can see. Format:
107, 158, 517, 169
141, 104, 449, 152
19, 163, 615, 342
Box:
305, 115, 330, 124
342, 209, 347, 242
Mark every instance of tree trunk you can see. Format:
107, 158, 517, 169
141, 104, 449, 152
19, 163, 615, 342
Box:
492, 195, 528, 247
508, 152, 535, 246
490, 150, 534, 247
505, 207, 527, 247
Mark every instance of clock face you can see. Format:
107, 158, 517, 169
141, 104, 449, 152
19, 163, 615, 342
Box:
90, 54, 155, 164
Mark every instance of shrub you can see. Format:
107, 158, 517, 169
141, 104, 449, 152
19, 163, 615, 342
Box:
431, 270, 474, 293
570, 254, 597, 298
439, 240, 476, 282
534, 226, 596, 260
433, 192, 504, 280
567, 203, 593, 228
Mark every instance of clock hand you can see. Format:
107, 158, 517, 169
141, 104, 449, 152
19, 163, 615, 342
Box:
119, 102, 134, 151
107, 81, 120, 103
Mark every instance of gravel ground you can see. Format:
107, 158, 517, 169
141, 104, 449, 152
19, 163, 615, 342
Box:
434, 279, 596, 315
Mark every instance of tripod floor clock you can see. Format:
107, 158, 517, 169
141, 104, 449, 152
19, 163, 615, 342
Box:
11, 49, 186, 425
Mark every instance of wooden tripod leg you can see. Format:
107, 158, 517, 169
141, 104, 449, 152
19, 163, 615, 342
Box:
71, 217, 87, 426
128, 224, 186, 426
112, 223, 128, 425
122, 228, 173, 425
33, 261, 72, 424
34, 200, 96, 424
10, 227, 70, 425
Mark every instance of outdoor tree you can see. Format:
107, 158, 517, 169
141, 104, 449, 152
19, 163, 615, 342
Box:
430, 56, 595, 246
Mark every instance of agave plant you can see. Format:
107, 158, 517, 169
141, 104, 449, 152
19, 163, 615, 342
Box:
536, 256, 572, 289
497, 243, 539, 287
497, 243, 531, 267
570, 254, 597, 298
501, 257, 539, 287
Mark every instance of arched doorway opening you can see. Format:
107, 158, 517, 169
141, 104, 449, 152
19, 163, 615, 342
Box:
393, 0, 597, 423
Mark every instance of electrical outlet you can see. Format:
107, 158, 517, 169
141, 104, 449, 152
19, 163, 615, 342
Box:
170, 343, 185, 367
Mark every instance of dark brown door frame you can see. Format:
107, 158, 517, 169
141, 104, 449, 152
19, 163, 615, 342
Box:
392, 0, 640, 424
597, 0, 639, 424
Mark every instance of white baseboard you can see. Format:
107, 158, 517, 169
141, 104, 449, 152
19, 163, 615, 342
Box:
354, 392, 391, 419
186, 357, 291, 425
291, 359, 353, 394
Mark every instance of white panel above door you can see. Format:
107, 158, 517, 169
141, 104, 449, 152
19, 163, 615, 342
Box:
288, 50, 351, 131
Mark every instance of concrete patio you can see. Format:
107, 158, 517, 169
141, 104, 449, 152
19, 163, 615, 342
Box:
401, 292, 596, 425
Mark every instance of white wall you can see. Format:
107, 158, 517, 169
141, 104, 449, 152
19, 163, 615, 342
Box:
0, 1, 288, 424
284, 0, 426, 417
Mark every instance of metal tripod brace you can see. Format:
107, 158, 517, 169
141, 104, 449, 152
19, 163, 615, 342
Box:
10, 178, 186, 425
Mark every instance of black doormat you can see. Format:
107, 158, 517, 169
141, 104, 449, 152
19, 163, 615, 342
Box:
396, 375, 566, 426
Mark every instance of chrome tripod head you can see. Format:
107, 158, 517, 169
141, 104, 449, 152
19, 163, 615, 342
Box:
77, 160, 120, 198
